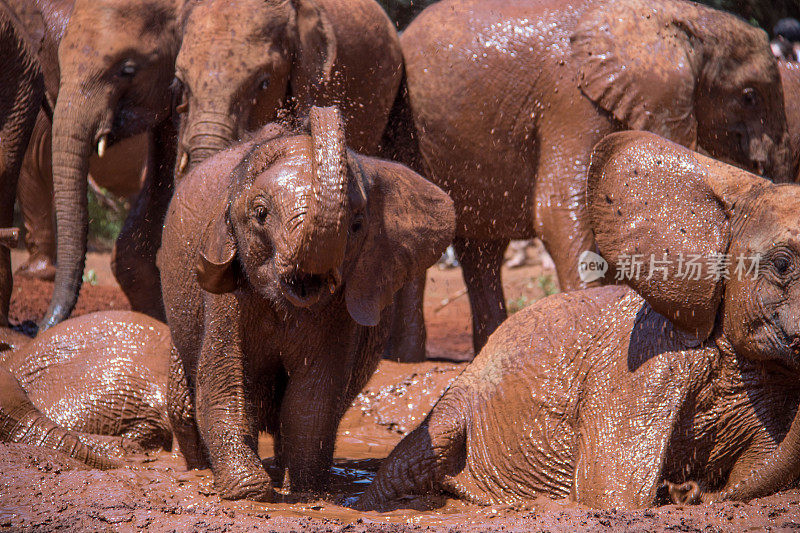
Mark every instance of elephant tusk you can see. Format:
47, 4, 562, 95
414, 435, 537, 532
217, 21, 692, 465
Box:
97, 135, 107, 158
179, 152, 188, 173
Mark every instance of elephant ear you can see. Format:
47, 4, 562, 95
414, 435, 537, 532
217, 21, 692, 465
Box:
587, 132, 768, 340
290, 0, 337, 111
572, 0, 702, 148
196, 209, 238, 294
344, 155, 455, 327
0, 0, 45, 56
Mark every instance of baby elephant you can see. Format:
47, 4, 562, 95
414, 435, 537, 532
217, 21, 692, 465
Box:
160, 106, 454, 501
357, 131, 800, 510
1, 310, 172, 466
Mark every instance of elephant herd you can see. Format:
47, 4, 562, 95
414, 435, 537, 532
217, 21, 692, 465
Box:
2, 0, 800, 514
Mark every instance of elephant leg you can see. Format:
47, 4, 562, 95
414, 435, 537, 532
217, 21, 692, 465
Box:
167, 344, 208, 470
16, 112, 56, 281
453, 237, 509, 355
195, 308, 274, 501
112, 123, 174, 321
279, 365, 344, 494
383, 273, 427, 362
0, 41, 42, 326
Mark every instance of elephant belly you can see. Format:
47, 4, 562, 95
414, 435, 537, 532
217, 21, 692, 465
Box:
403, 1, 587, 240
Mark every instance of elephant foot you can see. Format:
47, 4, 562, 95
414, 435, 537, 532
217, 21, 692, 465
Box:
15, 254, 56, 281
215, 470, 277, 502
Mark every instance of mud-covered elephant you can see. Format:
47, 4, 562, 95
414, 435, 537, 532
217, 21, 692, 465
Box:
173, 0, 402, 175
160, 107, 454, 501
1, 310, 172, 450
391, 0, 795, 355
357, 132, 800, 510
0, 3, 44, 327
0, 310, 173, 467
779, 60, 800, 181
1, 0, 149, 281
34, 0, 186, 329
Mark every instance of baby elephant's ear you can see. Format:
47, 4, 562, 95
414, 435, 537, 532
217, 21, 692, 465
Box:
344, 155, 455, 327
196, 210, 238, 294
588, 132, 730, 340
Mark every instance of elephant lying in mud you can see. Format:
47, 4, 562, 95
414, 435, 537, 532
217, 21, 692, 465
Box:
0, 310, 172, 464
356, 131, 800, 510
160, 106, 454, 501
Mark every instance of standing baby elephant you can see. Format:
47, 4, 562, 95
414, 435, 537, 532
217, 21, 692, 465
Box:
394, 0, 795, 355
160, 107, 454, 501
357, 132, 800, 510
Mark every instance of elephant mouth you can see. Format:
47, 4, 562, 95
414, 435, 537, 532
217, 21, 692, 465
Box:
278, 271, 337, 308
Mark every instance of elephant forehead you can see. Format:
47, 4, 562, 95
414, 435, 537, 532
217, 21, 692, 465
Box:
251, 143, 315, 203
738, 186, 800, 248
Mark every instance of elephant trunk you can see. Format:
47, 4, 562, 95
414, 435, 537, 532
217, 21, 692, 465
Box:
0, 368, 119, 469
185, 110, 237, 169
715, 401, 800, 501
764, 132, 795, 184
40, 91, 98, 330
289, 106, 349, 277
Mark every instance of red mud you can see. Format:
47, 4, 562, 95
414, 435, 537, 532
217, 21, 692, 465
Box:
2, 253, 800, 531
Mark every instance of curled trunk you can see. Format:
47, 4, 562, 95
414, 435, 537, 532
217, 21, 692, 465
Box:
39, 94, 94, 330
289, 106, 349, 274
0, 368, 119, 469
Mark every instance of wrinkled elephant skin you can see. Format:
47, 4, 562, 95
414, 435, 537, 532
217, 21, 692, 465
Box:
0, 310, 172, 450
357, 132, 800, 510
0, 3, 44, 326
159, 107, 454, 501
395, 0, 794, 355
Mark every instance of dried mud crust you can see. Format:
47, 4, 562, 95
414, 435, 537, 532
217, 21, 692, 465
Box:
3, 263, 800, 531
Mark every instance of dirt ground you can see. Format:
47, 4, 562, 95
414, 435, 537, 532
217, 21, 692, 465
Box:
2, 248, 800, 532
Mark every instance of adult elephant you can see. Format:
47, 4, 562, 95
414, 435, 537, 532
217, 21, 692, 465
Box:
2, 0, 149, 282
391, 0, 795, 355
37, 0, 185, 329
173, 0, 402, 173
0, 2, 44, 327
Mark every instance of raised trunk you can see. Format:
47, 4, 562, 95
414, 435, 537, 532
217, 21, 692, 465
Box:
714, 402, 800, 501
0, 368, 119, 469
185, 110, 237, 169
39, 93, 96, 330
290, 106, 349, 275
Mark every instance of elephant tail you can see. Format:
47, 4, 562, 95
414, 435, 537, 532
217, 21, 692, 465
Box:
378, 71, 426, 176
0, 368, 120, 470
354, 392, 467, 511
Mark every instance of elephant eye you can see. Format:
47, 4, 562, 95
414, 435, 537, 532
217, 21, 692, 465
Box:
254, 205, 269, 224
770, 249, 794, 276
350, 213, 364, 234
259, 75, 271, 91
119, 61, 137, 78
742, 87, 760, 108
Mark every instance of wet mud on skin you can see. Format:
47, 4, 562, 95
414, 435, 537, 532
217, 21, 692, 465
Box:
3, 252, 800, 531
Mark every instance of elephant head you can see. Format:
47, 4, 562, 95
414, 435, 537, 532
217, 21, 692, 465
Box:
196, 106, 454, 326
588, 131, 800, 501
573, 0, 794, 183
173, 0, 336, 174
41, 0, 181, 329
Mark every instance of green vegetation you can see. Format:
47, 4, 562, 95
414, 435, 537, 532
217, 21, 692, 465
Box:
87, 187, 128, 252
